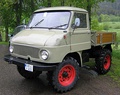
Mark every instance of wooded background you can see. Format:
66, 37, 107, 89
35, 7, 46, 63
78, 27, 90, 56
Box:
0, 0, 117, 41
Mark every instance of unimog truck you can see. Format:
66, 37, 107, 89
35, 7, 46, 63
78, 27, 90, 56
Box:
4, 7, 116, 92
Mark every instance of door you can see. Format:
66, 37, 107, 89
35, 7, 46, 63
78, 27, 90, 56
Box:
70, 12, 91, 52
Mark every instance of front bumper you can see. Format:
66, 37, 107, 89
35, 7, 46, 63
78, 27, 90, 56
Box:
4, 54, 57, 71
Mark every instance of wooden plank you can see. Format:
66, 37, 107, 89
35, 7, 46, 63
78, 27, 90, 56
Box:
96, 32, 116, 45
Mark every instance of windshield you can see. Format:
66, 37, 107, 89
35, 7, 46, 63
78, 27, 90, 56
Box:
28, 11, 71, 29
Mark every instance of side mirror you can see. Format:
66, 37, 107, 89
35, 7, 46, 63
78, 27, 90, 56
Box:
8, 25, 27, 39
22, 19, 26, 25
75, 18, 80, 27
8, 34, 13, 37
13, 25, 27, 35
72, 18, 80, 31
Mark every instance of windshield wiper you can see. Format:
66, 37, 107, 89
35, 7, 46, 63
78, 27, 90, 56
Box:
30, 19, 44, 29
48, 24, 68, 29
35, 19, 44, 26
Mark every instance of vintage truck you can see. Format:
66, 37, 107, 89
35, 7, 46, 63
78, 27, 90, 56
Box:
4, 7, 116, 92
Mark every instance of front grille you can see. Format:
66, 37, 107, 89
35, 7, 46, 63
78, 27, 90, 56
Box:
13, 45, 40, 58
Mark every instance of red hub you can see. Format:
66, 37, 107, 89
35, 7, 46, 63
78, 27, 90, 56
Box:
58, 65, 76, 86
104, 55, 110, 70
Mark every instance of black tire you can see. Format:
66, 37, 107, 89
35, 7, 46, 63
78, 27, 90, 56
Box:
95, 49, 111, 74
17, 66, 42, 79
51, 57, 79, 92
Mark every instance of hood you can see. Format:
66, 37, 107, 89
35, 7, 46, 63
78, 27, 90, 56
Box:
11, 29, 65, 46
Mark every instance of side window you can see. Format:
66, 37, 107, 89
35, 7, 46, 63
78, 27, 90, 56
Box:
72, 13, 87, 28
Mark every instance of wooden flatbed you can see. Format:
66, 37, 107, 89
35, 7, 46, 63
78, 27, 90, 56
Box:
91, 32, 116, 46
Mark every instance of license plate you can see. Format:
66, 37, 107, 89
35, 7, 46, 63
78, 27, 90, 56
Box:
25, 64, 33, 72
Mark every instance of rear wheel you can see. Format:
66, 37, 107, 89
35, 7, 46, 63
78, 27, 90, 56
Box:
51, 57, 79, 92
17, 66, 42, 79
95, 49, 111, 74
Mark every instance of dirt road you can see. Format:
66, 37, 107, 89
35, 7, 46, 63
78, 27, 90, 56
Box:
0, 45, 120, 95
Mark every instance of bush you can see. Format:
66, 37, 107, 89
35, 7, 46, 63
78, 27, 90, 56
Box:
113, 48, 120, 59
103, 23, 109, 30
99, 14, 120, 22
91, 18, 103, 31
114, 26, 120, 29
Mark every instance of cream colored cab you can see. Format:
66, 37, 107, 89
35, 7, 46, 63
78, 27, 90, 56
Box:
10, 7, 91, 64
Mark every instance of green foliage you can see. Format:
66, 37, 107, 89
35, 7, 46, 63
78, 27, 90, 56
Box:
103, 23, 109, 30
114, 26, 120, 29
116, 32, 120, 42
0, 0, 14, 27
99, 14, 110, 22
91, 16, 103, 31
52, 0, 61, 6
0, 0, 16, 41
113, 47, 120, 59
99, 14, 120, 22
101, 22, 120, 30
91, 14, 120, 31
0, 0, 116, 42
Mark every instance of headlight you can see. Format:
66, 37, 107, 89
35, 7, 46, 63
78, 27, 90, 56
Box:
9, 45, 14, 53
40, 50, 49, 60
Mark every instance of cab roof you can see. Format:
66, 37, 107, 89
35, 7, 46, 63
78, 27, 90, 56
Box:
34, 6, 88, 13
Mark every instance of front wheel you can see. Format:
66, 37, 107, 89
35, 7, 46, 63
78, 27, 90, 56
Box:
95, 49, 111, 74
17, 66, 42, 79
51, 57, 79, 92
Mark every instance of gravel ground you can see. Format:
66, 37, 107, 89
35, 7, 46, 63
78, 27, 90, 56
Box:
0, 45, 120, 95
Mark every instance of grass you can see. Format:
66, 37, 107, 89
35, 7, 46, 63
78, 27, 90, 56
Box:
108, 57, 120, 84
101, 22, 120, 30
0, 42, 9, 45
107, 46, 120, 84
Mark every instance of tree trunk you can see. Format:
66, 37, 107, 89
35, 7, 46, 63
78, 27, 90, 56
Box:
31, 0, 35, 12
0, 33, 2, 42
61, 0, 65, 6
87, 0, 91, 29
15, 0, 22, 26
5, 26, 8, 42
47, 0, 51, 7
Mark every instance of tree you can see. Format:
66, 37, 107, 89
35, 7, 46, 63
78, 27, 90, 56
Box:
0, 0, 116, 41
13, 0, 23, 26
0, 0, 14, 41
0, 0, 41, 41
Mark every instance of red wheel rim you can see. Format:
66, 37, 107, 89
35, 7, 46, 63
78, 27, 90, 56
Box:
58, 65, 76, 86
104, 55, 111, 70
